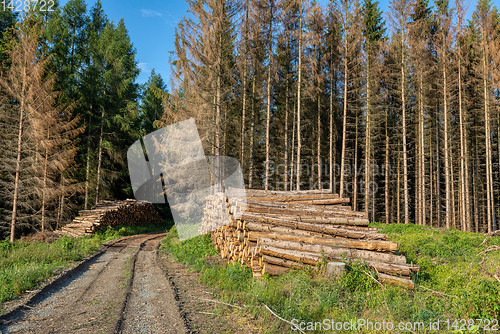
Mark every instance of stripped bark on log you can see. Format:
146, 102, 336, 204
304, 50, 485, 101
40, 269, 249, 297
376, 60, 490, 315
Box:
204, 189, 418, 288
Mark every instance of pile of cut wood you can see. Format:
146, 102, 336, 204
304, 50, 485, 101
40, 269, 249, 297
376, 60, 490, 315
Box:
206, 189, 419, 289
58, 199, 162, 237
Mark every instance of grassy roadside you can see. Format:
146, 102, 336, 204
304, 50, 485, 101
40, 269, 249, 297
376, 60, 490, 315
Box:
0, 222, 170, 308
160, 224, 500, 333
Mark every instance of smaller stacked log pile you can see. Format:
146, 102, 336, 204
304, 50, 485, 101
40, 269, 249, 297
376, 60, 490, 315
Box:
206, 189, 419, 289
58, 199, 162, 237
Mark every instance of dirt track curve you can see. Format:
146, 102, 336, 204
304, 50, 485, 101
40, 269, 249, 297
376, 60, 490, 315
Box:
0, 232, 189, 334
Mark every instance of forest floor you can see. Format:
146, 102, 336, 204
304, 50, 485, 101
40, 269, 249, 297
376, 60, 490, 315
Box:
0, 232, 256, 333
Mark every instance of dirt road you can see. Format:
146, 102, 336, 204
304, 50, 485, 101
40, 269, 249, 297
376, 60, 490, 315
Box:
0, 232, 188, 334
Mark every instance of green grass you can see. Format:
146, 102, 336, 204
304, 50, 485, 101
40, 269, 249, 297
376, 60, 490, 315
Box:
161, 224, 500, 333
0, 221, 171, 309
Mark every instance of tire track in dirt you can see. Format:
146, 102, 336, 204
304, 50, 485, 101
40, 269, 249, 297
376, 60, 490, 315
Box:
0, 232, 187, 334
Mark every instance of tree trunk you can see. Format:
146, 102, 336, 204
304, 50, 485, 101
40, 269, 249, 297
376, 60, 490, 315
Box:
215, 51, 222, 190
284, 82, 289, 191
443, 59, 451, 229
365, 55, 371, 219
10, 69, 26, 243
41, 130, 49, 231
340, 56, 348, 198
457, 2, 470, 231
249, 77, 256, 189
291, 98, 296, 190
483, 47, 492, 233
240, 0, 249, 176
397, 156, 400, 225
436, 106, 441, 227
329, 58, 334, 192
57, 174, 65, 230
95, 108, 105, 205
353, 111, 358, 211
265, 2, 273, 190
401, 38, 409, 224
419, 73, 425, 225
296, 1, 303, 190
385, 123, 390, 224
85, 128, 90, 210
317, 93, 321, 190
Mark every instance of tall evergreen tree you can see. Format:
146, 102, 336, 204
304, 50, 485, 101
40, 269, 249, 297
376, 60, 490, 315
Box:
362, 0, 385, 219
139, 69, 167, 136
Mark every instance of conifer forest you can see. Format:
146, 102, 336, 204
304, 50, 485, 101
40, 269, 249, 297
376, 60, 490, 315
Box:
1, 0, 500, 241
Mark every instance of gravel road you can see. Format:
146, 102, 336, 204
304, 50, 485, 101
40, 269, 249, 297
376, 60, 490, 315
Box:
0, 232, 188, 334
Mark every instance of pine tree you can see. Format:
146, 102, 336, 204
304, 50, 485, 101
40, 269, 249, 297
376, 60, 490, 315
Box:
471, 0, 499, 232
362, 0, 385, 219
140, 69, 167, 136
389, 0, 413, 224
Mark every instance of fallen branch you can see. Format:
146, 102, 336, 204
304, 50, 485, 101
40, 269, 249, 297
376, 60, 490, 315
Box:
363, 270, 384, 289
363, 270, 392, 315
477, 231, 500, 248
264, 304, 306, 334
477, 246, 500, 283
477, 245, 500, 257
419, 285, 458, 298
187, 294, 245, 309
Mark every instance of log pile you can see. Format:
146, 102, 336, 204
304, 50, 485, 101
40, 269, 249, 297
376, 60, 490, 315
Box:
58, 199, 162, 237
205, 189, 419, 289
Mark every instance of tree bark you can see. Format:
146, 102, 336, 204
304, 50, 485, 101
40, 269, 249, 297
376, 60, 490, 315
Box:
340, 55, 348, 198
483, 44, 492, 233
401, 32, 409, 224
317, 93, 322, 189
443, 53, 451, 229
329, 57, 334, 192
365, 54, 371, 219
249, 77, 256, 188
258, 238, 406, 264
85, 116, 91, 210
265, 1, 273, 190
10, 68, 26, 243
296, 1, 303, 190
284, 81, 289, 191
41, 130, 50, 231
95, 108, 105, 205
240, 0, 249, 177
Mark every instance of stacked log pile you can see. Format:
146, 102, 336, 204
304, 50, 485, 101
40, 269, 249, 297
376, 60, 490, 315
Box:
58, 199, 162, 237
206, 189, 419, 289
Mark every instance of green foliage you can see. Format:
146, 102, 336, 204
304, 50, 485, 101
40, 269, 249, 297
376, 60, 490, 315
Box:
93, 222, 170, 243
372, 222, 500, 319
363, 0, 386, 45
161, 226, 218, 271
161, 224, 500, 332
0, 236, 100, 305
139, 69, 167, 136
341, 260, 378, 293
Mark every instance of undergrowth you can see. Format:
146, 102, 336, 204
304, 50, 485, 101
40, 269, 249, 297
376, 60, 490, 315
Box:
161, 224, 500, 333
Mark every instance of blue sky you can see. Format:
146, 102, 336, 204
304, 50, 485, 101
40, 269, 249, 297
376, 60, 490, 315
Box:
59, 0, 190, 87
58, 0, 478, 87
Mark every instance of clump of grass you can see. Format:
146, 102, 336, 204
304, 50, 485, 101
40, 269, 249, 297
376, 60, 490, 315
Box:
0, 221, 172, 308
372, 222, 500, 320
93, 222, 171, 242
0, 235, 101, 305
161, 223, 500, 333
